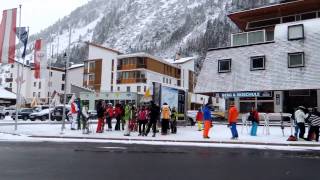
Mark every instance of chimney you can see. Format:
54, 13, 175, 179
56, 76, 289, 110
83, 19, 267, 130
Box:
175, 53, 181, 61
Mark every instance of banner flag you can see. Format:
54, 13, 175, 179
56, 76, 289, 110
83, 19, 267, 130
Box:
0, 8, 17, 64
16, 27, 29, 59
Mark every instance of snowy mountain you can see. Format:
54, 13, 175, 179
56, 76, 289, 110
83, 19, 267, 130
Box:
23, 0, 278, 69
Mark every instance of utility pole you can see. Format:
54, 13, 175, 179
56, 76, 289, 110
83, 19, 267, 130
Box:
61, 26, 72, 134
14, 4, 22, 131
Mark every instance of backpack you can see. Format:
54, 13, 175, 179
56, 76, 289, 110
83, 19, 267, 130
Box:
162, 106, 170, 119
138, 110, 147, 121
287, 135, 297, 141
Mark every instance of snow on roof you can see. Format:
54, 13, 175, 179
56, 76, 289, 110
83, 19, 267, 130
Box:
69, 64, 84, 70
0, 87, 16, 99
164, 57, 196, 64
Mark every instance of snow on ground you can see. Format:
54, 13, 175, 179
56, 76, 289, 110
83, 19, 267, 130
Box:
0, 122, 319, 151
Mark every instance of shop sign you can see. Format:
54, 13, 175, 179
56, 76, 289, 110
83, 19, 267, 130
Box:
221, 91, 272, 98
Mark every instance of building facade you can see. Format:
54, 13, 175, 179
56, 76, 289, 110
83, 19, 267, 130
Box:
196, 0, 320, 113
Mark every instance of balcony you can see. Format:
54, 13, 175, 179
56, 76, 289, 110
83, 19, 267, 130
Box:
117, 78, 147, 84
231, 29, 274, 47
5, 78, 13, 82
117, 64, 147, 70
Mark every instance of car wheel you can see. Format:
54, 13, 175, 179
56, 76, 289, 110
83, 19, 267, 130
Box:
30, 118, 35, 121
41, 116, 47, 121
5, 112, 9, 116
23, 116, 28, 121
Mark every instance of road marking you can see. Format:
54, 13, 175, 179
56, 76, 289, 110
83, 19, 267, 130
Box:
98, 147, 128, 150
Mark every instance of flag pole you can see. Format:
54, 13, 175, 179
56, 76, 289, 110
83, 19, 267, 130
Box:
48, 43, 53, 121
61, 26, 71, 134
14, 4, 22, 131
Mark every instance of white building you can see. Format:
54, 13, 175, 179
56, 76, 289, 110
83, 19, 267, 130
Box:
196, 0, 320, 113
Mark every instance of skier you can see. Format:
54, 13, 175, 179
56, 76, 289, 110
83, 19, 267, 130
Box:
306, 108, 320, 142
81, 106, 90, 134
124, 104, 132, 136
76, 97, 82, 130
294, 106, 309, 140
249, 107, 259, 136
69, 100, 79, 130
170, 107, 178, 134
105, 104, 114, 131
228, 102, 239, 140
146, 101, 160, 137
202, 103, 212, 139
161, 103, 171, 135
96, 100, 105, 133
137, 106, 148, 136
114, 104, 122, 131
196, 108, 203, 131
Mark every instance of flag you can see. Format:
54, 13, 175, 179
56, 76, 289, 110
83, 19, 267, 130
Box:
16, 27, 29, 59
0, 8, 17, 64
34, 39, 42, 79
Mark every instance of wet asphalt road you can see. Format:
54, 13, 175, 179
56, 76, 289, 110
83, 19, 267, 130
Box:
0, 142, 319, 180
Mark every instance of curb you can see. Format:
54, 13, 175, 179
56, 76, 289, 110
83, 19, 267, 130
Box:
28, 135, 320, 147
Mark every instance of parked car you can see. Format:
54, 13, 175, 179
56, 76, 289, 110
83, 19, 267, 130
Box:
11, 108, 36, 121
1, 106, 17, 116
187, 110, 226, 125
29, 108, 54, 121
52, 105, 71, 121
88, 110, 97, 119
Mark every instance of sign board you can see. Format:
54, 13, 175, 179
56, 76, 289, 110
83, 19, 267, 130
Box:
220, 91, 273, 98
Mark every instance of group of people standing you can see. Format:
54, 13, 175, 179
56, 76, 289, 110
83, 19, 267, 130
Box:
294, 106, 320, 142
95, 100, 178, 137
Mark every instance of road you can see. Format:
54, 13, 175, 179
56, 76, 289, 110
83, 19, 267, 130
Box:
0, 142, 319, 180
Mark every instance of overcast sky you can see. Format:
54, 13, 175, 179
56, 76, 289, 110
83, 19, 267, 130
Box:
0, 0, 90, 35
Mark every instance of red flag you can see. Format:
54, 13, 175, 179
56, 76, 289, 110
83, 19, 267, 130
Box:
0, 8, 17, 64
34, 39, 42, 79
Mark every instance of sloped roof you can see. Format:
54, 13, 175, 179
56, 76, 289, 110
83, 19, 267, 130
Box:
0, 87, 16, 99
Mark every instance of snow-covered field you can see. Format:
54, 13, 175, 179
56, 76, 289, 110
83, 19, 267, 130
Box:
0, 121, 319, 151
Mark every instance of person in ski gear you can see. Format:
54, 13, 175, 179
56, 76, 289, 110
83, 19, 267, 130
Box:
114, 104, 122, 131
137, 106, 148, 136
202, 104, 212, 139
146, 101, 160, 137
81, 106, 90, 134
306, 108, 320, 142
76, 98, 82, 130
170, 107, 178, 134
96, 100, 105, 133
161, 103, 171, 135
249, 107, 259, 136
196, 108, 203, 131
228, 103, 239, 140
124, 104, 133, 136
68, 101, 79, 130
105, 104, 114, 131
294, 106, 309, 140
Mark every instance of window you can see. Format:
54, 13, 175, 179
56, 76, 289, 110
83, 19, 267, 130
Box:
301, 12, 317, 20
137, 86, 141, 92
112, 59, 114, 71
34, 82, 36, 87
282, 16, 295, 23
288, 52, 304, 68
33, 92, 36, 97
39, 82, 41, 89
111, 86, 113, 92
218, 59, 231, 73
166, 78, 168, 84
61, 84, 65, 91
50, 72, 53, 77
38, 92, 41, 98
288, 24, 304, 40
126, 86, 130, 92
9, 83, 12, 88
248, 31, 264, 44
89, 74, 95, 81
62, 74, 66, 81
169, 79, 172, 84
89, 62, 95, 69
250, 56, 266, 71
10, 73, 13, 78
163, 77, 165, 83
117, 87, 120, 91
144, 86, 146, 92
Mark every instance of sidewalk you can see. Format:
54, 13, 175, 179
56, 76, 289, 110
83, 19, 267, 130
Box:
0, 122, 319, 151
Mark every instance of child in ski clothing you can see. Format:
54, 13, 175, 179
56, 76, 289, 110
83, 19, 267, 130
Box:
196, 109, 203, 131
69, 101, 78, 130
81, 106, 90, 134
114, 104, 122, 131
202, 104, 212, 139
306, 108, 320, 142
249, 108, 259, 136
105, 104, 114, 131
228, 103, 239, 139
295, 106, 308, 139
138, 106, 148, 136
170, 107, 178, 134
161, 103, 171, 135
124, 104, 132, 136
